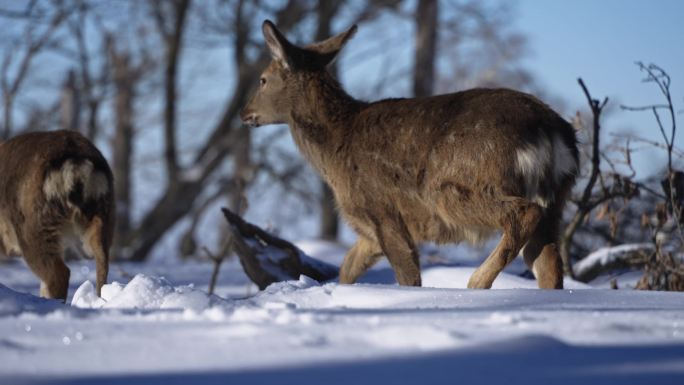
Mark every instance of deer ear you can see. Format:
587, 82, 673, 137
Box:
262, 20, 296, 70
306, 24, 358, 67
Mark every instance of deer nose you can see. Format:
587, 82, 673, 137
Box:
240, 109, 258, 126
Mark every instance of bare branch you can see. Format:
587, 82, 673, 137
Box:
0, 0, 38, 19
2, 2, 70, 137
561, 79, 618, 278
621, 63, 682, 242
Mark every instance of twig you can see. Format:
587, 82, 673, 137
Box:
621, 63, 683, 243
203, 246, 223, 295
610, 133, 684, 160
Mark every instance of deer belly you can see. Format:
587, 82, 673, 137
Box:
397, 190, 498, 245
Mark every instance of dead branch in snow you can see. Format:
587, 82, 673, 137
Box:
220, 207, 338, 290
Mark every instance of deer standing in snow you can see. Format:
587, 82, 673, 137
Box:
241, 21, 578, 289
0, 130, 115, 300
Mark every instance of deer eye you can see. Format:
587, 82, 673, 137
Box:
260, 77, 266, 86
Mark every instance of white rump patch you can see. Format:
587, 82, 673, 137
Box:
515, 136, 552, 207
551, 134, 577, 183
515, 133, 577, 208
43, 160, 109, 201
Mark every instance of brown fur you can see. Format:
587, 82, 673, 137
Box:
0, 130, 115, 301
242, 21, 578, 289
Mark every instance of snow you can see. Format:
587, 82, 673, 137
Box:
70, 275, 230, 313
574, 243, 654, 278
1, 241, 684, 384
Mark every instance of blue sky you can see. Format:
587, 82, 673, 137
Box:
515, 0, 683, 164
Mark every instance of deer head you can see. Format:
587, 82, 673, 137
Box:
240, 20, 357, 127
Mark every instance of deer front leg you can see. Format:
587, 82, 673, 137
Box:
373, 214, 421, 287
339, 237, 382, 284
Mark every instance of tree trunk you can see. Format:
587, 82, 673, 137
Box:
60, 69, 80, 132
230, 124, 251, 214
85, 100, 99, 141
316, 0, 342, 241
320, 182, 339, 240
159, 0, 191, 182
413, 0, 438, 97
109, 45, 135, 259
128, 180, 205, 261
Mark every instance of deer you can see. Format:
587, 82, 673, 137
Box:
0, 130, 115, 301
241, 20, 579, 289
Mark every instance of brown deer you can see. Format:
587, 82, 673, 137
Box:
0, 130, 115, 301
241, 20, 578, 289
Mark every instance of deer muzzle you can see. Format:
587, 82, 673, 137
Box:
240, 108, 260, 127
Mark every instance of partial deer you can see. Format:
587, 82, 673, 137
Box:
241, 20, 578, 289
0, 130, 115, 301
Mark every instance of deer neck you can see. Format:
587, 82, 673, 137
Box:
288, 74, 363, 173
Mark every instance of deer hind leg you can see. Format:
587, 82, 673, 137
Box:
523, 213, 563, 289
82, 216, 110, 296
339, 237, 382, 284
372, 214, 421, 287
20, 228, 70, 301
468, 198, 542, 289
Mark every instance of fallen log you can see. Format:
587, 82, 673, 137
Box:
221, 207, 339, 290
573, 243, 653, 282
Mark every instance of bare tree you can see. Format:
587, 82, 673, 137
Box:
124, 0, 312, 261
1, 2, 69, 138
434, 2, 541, 98
564, 64, 682, 288
560, 79, 640, 277
622, 63, 682, 233
151, 0, 191, 183
413, 0, 437, 97
108, 34, 150, 260
560, 80, 609, 277
623, 63, 683, 291
66, 0, 110, 141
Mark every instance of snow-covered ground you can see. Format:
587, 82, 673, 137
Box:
1, 241, 683, 384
